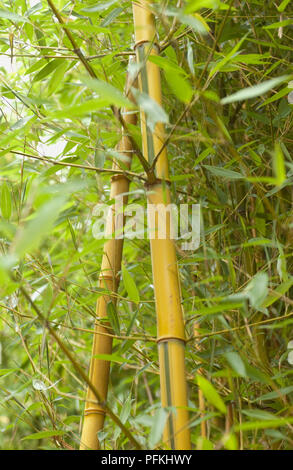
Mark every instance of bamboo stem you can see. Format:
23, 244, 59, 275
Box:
79, 75, 138, 450
193, 322, 207, 439
133, 0, 191, 450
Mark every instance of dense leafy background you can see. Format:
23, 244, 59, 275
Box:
0, 0, 293, 450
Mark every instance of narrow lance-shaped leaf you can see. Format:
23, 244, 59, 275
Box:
132, 88, 169, 133
81, 77, 136, 109
0, 9, 29, 23
273, 142, 286, 186
22, 430, 66, 440
12, 195, 67, 258
106, 301, 120, 336
197, 374, 227, 414
1, 182, 12, 220
122, 265, 140, 303
209, 34, 248, 78
148, 408, 168, 448
221, 75, 292, 105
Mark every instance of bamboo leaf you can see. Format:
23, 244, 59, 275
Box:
93, 354, 131, 364
234, 417, 293, 432
0, 9, 28, 23
185, 0, 221, 13
81, 1, 117, 13
33, 60, 61, 83
13, 196, 67, 258
106, 301, 120, 335
203, 165, 244, 180
244, 272, 268, 309
224, 352, 246, 377
22, 430, 66, 440
165, 71, 193, 103
81, 77, 135, 109
221, 75, 292, 105
209, 35, 248, 78
273, 142, 286, 186
148, 408, 168, 448
132, 88, 169, 133
49, 99, 109, 119
242, 409, 279, 421
277, 0, 291, 11
197, 375, 227, 414
264, 19, 293, 29
1, 182, 12, 220
254, 385, 293, 401
122, 265, 140, 303
262, 278, 293, 308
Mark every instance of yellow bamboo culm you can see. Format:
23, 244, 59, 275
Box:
80, 76, 137, 450
132, 1, 191, 450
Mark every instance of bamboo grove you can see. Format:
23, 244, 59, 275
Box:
0, 0, 293, 451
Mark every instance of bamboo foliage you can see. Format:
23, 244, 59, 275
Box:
133, 0, 191, 450
2, 0, 292, 452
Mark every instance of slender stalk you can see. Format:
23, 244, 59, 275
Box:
79, 75, 138, 450
193, 322, 207, 439
132, 0, 191, 450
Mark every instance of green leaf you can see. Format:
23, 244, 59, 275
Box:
224, 352, 246, 377
81, 1, 117, 13
122, 265, 140, 303
49, 98, 109, 119
170, 11, 210, 33
257, 87, 290, 109
148, 408, 168, 448
222, 432, 238, 450
47, 61, 68, 95
244, 272, 268, 309
234, 417, 293, 432
92, 353, 130, 364
22, 430, 66, 440
185, 0, 221, 13
13, 196, 67, 258
81, 77, 135, 109
273, 141, 286, 186
209, 34, 248, 78
254, 385, 293, 402
132, 88, 169, 133
197, 374, 227, 414
203, 165, 244, 180
196, 436, 214, 450
264, 19, 293, 30
106, 301, 120, 336
1, 182, 12, 220
242, 409, 279, 421
165, 71, 193, 103
0, 9, 28, 23
33, 60, 61, 83
0, 368, 18, 376
221, 75, 292, 105
262, 278, 293, 308
193, 302, 244, 316
148, 55, 187, 76
277, 0, 291, 12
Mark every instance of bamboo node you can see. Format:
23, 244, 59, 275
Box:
84, 408, 106, 416
133, 39, 160, 51
111, 174, 130, 183
157, 335, 186, 344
